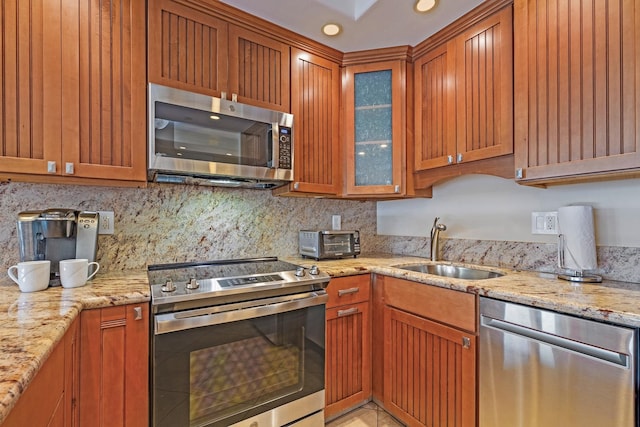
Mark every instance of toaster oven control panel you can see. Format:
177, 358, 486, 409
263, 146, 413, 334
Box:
278, 127, 292, 169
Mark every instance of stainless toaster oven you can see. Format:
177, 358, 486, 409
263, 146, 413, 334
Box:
299, 230, 361, 260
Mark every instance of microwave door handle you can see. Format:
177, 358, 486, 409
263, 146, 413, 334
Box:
155, 291, 328, 334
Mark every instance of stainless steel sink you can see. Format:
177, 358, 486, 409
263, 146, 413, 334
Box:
394, 263, 504, 280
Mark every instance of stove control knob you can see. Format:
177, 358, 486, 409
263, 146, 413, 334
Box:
161, 279, 176, 293
295, 267, 306, 277
186, 277, 199, 290
309, 265, 320, 275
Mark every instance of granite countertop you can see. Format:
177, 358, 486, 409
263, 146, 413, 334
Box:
2, 254, 640, 424
285, 254, 640, 328
0, 270, 149, 424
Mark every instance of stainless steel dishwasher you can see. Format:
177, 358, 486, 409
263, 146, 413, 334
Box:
480, 297, 637, 427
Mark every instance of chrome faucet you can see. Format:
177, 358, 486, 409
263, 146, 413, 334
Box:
430, 217, 447, 261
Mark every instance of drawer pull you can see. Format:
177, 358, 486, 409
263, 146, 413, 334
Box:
338, 287, 360, 297
337, 308, 359, 317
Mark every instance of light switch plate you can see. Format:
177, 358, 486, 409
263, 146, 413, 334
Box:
531, 211, 558, 234
97, 211, 115, 235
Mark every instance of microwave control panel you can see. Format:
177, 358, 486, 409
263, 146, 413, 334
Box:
278, 127, 292, 169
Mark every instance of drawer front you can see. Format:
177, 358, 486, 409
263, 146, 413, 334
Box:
381, 275, 477, 333
326, 275, 370, 308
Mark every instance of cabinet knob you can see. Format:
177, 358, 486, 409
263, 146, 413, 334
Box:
65, 162, 75, 174
515, 168, 524, 179
47, 161, 57, 173
394, 185, 400, 193
462, 336, 471, 349
294, 182, 300, 190
231, 93, 238, 102
447, 155, 454, 165
221, 91, 227, 100
133, 306, 143, 320
457, 153, 463, 163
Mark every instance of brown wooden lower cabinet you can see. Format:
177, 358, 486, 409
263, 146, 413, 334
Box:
79, 303, 149, 427
383, 306, 476, 427
2, 317, 79, 427
325, 275, 372, 419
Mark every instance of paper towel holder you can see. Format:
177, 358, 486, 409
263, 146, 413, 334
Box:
557, 234, 602, 283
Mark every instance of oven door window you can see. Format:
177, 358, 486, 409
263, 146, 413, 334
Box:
153, 305, 324, 427
154, 101, 273, 167
322, 234, 353, 254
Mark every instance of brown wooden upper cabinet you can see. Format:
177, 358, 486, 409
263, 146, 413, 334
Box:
274, 48, 342, 196
148, 0, 290, 112
514, 0, 640, 184
343, 52, 409, 197
414, 5, 514, 175
0, 0, 147, 183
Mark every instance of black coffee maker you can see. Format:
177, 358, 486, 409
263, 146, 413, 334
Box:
17, 209, 99, 286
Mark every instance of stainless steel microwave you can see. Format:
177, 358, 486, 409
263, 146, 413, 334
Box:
299, 230, 361, 260
148, 83, 294, 189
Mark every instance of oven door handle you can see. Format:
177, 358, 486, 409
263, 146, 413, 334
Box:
154, 290, 328, 335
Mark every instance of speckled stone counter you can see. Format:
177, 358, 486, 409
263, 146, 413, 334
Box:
0, 270, 149, 425
2, 254, 640, 424
285, 254, 640, 328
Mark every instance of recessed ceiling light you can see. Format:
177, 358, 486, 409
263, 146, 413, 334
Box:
414, 0, 437, 13
322, 23, 342, 36
210, 115, 220, 120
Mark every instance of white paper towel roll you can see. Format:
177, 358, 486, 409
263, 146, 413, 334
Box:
557, 205, 597, 271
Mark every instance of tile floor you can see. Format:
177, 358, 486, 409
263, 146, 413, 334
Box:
325, 402, 404, 427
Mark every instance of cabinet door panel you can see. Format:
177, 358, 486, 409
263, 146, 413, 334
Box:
228, 25, 290, 112
514, 0, 640, 183
148, 0, 229, 96
384, 306, 476, 427
414, 42, 457, 170
455, 7, 513, 163
325, 301, 371, 418
62, 0, 146, 180
80, 304, 149, 427
344, 61, 405, 196
0, 0, 62, 174
288, 48, 341, 195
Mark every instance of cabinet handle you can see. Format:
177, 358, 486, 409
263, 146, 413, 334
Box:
457, 153, 463, 163
462, 336, 471, 349
47, 161, 57, 173
515, 168, 524, 179
65, 162, 75, 174
447, 155, 453, 164
133, 306, 143, 320
337, 307, 359, 317
338, 287, 360, 296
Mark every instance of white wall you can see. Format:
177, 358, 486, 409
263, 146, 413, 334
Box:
377, 175, 640, 247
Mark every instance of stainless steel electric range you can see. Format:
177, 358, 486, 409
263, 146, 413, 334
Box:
148, 257, 330, 427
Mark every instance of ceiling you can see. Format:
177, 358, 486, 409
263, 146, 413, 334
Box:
219, 0, 486, 52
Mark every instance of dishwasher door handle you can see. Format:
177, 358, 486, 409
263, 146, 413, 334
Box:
481, 316, 630, 368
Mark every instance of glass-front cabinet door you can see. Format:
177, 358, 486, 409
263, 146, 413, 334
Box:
344, 60, 405, 196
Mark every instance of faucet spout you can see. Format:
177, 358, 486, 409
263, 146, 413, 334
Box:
430, 217, 447, 261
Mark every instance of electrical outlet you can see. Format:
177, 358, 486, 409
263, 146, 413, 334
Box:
97, 211, 115, 235
531, 211, 558, 235
332, 215, 341, 231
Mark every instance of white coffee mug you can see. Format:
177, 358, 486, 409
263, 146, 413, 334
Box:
7, 260, 51, 292
59, 259, 100, 288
